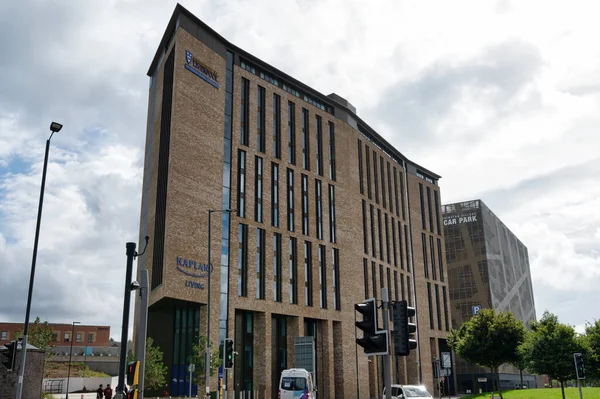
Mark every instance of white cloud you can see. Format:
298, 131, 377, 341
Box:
0, 0, 599, 339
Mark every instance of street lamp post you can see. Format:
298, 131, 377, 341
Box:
115, 237, 148, 398
65, 321, 81, 399
205, 209, 234, 398
15, 122, 63, 399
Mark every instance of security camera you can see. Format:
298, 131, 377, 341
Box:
233, 351, 239, 356
130, 281, 141, 291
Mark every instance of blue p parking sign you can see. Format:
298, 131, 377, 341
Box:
472, 305, 482, 315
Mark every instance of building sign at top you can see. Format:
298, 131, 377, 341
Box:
185, 50, 219, 89
176, 256, 213, 278
443, 212, 478, 226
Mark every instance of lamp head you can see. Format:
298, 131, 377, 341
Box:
130, 281, 141, 291
50, 122, 63, 133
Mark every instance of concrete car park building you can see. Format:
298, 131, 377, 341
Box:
135, 4, 453, 397
442, 200, 537, 393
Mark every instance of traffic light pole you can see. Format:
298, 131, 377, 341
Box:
382, 288, 392, 399
222, 340, 227, 399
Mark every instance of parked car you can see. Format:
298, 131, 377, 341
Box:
383, 384, 432, 399
278, 368, 317, 399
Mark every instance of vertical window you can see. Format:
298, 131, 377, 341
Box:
377, 209, 383, 261
430, 235, 436, 280
422, 233, 429, 279
358, 139, 364, 194
427, 186, 434, 233
370, 205, 376, 258
434, 190, 441, 234
316, 115, 323, 176
273, 94, 281, 158
255, 156, 263, 223
442, 286, 450, 331
401, 274, 406, 300
237, 150, 246, 218
385, 214, 391, 264
319, 245, 327, 308
271, 163, 279, 227
301, 108, 310, 170
387, 267, 392, 300
394, 270, 399, 301
387, 162, 393, 214
363, 259, 369, 299
419, 183, 426, 229
407, 276, 412, 306
393, 167, 400, 218
332, 248, 341, 310
328, 121, 336, 181
328, 185, 336, 243
435, 284, 442, 330
257, 86, 266, 152
289, 237, 298, 304
380, 157, 386, 208
304, 241, 313, 306
274, 233, 282, 302
365, 146, 372, 200
288, 102, 296, 164
379, 264, 384, 291
240, 78, 249, 146
427, 282, 434, 329
404, 225, 410, 272
238, 223, 248, 296
301, 174, 309, 236
373, 150, 379, 204
371, 261, 377, 299
287, 169, 294, 232
362, 200, 368, 254
398, 221, 404, 270
256, 228, 265, 299
391, 218, 398, 267
400, 170, 406, 221
437, 238, 445, 282
315, 180, 323, 240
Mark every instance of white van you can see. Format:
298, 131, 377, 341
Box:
278, 368, 317, 399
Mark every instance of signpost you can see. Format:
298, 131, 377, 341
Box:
188, 363, 195, 398
441, 352, 451, 399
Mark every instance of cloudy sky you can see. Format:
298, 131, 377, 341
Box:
1, 0, 598, 341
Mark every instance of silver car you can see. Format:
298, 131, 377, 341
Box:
382, 384, 433, 399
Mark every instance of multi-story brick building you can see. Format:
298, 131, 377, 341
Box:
135, 4, 452, 397
0, 322, 110, 347
442, 199, 537, 393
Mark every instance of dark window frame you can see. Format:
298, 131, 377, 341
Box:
238, 223, 248, 297
301, 108, 310, 170
333, 248, 341, 310
240, 78, 250, 146
273, 93, 281, 159
304, 241, 313, 307
288, 102, 296, 165
256, 227, 266, 299
358, 140, 364, 194
301, 174, 309, 236
316, 115, 323, 176
257, 85, 266, 152
254, 156, 263, 223
271, 163, 279, 227
289, 237, 298, 304
328, 121, 336, 181
287, 168, 294, 232
274, 232, 282, 302
328, 184, 336, 243
319, 245, 327, 308
237, 150, 246, 218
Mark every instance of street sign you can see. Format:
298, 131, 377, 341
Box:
472, 305, 482, 315
478, 377, 487, 382
442, 352, 451, 369
440, 369, 451, 377
188, 364, 195, 373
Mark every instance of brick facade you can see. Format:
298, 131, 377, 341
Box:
135, 4, 453, 397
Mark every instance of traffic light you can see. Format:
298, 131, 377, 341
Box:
127, 361, 140, 386
224, 338, 234, 369
1, 341, 17, 371
355, 298, 388, 355
126, 389, 139, 399
391, 300, 417, 356
574, 353, 585, 380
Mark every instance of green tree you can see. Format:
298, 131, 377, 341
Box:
188, 335, 222, 389
14, 317, 55, 376
519, 311, 583, 399
448, 308, 525, 399
584, 320, 600, 381
144, 337, 168, 390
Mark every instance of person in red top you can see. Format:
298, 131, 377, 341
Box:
103, 384, 113, 399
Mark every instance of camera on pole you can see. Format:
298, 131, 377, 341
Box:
391, 300, 417, 356
355, 298, 389, 355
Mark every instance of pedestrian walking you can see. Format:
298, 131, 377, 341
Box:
96, 384, 103, 399
104, 383, 113, 399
